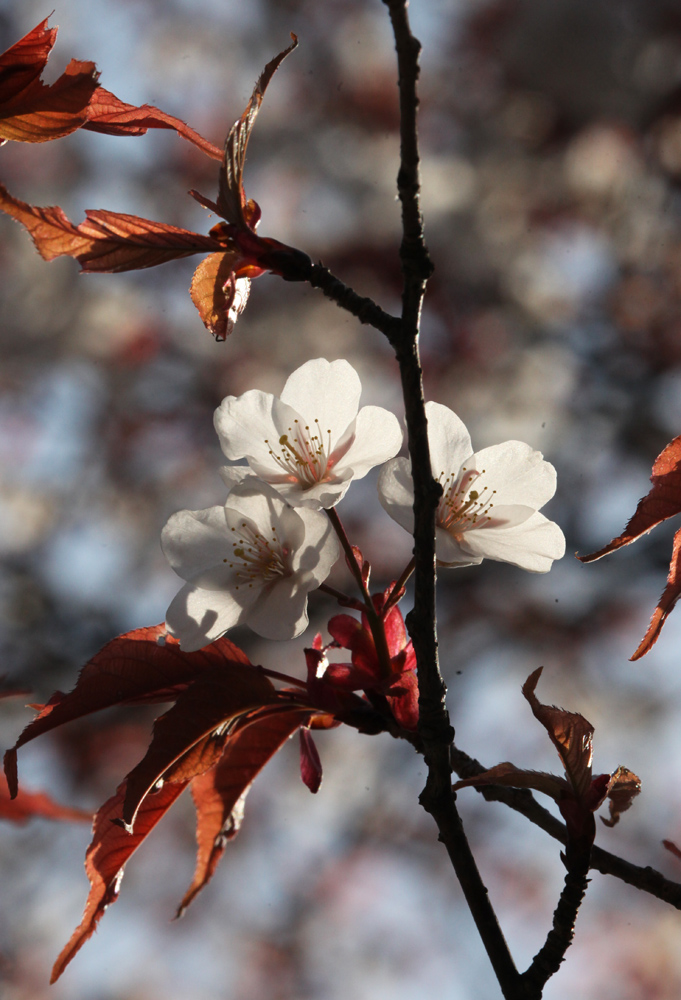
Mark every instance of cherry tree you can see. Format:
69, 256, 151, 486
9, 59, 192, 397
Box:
2, 5, 681, 999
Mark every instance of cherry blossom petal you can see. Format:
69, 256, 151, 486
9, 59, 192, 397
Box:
219, 462, 351, 510
161, 506, 234, 579
337, 406, 403, 482
458, 511, 566, 572
377, 458, 416, 534
225, 481, 307, 551
378, 403, 564, 574
433, 527, 483, 568
162, 482, 338, 650
245, 574, 313, 640
466, 441, 557, 509
165, 581, 256, 650
219, 464, 254, 491
280, 358, 361, 433
214, 391, 300, 475
426, 402, 473, 474
214, 358, 401, 508
289, 506, 341, 582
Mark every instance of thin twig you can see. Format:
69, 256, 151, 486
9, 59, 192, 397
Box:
450, 742, 681, 909
327, 508, 394, 681
380, 0, 446, 781
305, 262, 401, 344
381, 0, 434, 300
318, 582, 363, 610
327, 508, 371, 603
383, 556, 415, 614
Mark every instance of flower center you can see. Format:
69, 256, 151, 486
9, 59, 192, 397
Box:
223, 520, 289, 590
437, 466, 497, 539
264, 418, 333, 488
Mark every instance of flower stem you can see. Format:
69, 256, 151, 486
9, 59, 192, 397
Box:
326, 507, 394, 681
257, 666, 308, 688
318, 582, 364, 610
383, 556, 415, 614
326, 508, 369, 599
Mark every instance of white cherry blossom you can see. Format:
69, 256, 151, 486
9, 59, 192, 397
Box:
378, 401, 565, 572
162, 480, 339, 650
214, 358, 403, 508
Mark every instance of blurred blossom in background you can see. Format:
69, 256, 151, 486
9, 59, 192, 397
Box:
2, 0, 681, 997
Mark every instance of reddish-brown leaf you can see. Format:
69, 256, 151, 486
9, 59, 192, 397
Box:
385, 668, 419, 731
0, 784, 91, 824
0, 57, 99, 143
579, 434, 681, 563
631, 525, 681, 660
0, 18, 57, 106
51, 780, 188, 984
600, 765, 642, 828
346, 545, 370, 589
663, 839, 681, 861
0, 184, 224, 271
178, 706, 312, 916
218, 35, 298, 227
160, 730, 230, 786
299, 727, 322, 793
326, 591, 418, 730
121, 664, 277, 830
188, 188, 220, 215
83, 86, 222, 159
452, 761, 567, 800
4, 624, 251, 797
189, 251, 252, 340
0, 19, 220, 151
0, 20, 99, 143
522, 667, 594, 800
0, 35, 309, 344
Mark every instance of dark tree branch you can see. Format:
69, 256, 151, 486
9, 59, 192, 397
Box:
381, 2, 524, 998
379, 0, 447, 804
520, 810, 594, 999
425, 790, 526, 999
590, 847, 681, 907
520, 860, 590, 999
305, 262, 401, 343
381, 0, 434, 297
292, 5, 681, 993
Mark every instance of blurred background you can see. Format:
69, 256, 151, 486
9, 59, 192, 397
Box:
1, 0, 681, 996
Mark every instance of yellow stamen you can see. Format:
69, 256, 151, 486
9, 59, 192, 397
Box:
222, 519, 289, 590
438, 467, 497, 539
263, 418, 335, 488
